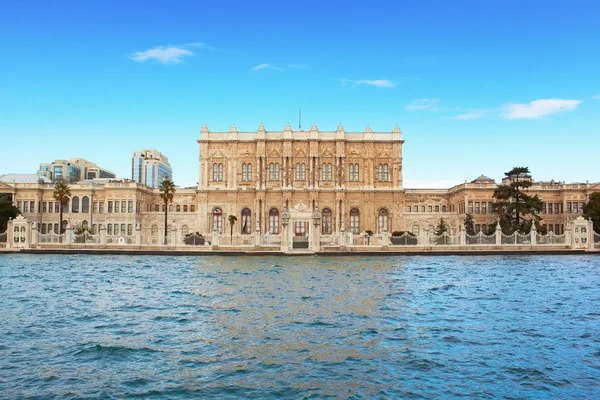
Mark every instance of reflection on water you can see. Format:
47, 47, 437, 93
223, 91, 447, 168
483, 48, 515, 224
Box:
1, 254, 599, 398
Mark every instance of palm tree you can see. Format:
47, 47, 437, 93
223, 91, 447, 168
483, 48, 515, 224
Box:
365, 229, 374, 245
228, 214, 237, 244
53, 181, 71, 240
159, 177, 176, 245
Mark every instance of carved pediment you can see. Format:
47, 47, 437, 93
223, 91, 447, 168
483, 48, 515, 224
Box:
348, 149, 361, 156
320, 148, 335, 158
294, 148, 307, 158
210, 149, 227, 159
268, 148, 281, 158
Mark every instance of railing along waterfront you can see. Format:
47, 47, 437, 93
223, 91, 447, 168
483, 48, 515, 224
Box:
0, 231, 6, 247
537, 232, 566, 245
466, 232, 496, 245
595, 232, 600, 248
73, 232, 101, 244
38, 232, 64, 244
428, 233, 460, 246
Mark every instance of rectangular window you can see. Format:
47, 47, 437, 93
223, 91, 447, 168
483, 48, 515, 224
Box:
23, 202, 29, 213
115, 201, 120, 213
128, 201, 133, 213
350, 215, 360, 234
30, 201, 35, 212
136, 201, 141, 214
481, 202, 487, 214
549, 224, 554, 232
121, 201, 127, 213
474, 202, 480, 214
555, 224, 560, 234
574, 202, 579, 214
55, 202, 59, 213
107, 224, 112, 235
99, 202, 104, 213
42, 202, 47, 213
93, 202, 98, 213
580, 202, 585, 213
542, 203, 547, 214
468, 202, 473, 214
566, 202, 572, 213
108, 201, 113, 213
554, 203, 559, 214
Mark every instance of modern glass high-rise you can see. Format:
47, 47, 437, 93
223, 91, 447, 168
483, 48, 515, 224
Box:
38, 158, 115, 183
131, 149, 172, 188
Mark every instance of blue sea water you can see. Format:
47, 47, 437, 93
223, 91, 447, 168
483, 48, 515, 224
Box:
0, 254, 599, 399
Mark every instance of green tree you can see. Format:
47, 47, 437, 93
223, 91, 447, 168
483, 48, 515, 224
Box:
490, 166, 543, 234
583, 192, 600, 234
434, 217, 449, 236
0, 198, 21, 233
228, 214, 238, 243
464, 213, 475, 235
53, 181, 71, 235
159, 177, 176, 245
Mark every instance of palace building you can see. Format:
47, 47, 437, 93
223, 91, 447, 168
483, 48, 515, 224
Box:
1, 123, 598, 249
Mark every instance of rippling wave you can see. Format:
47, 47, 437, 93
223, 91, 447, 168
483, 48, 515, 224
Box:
1, 254, 599, 398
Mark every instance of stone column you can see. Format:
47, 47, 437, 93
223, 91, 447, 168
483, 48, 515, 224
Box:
309, 158, 314, 188
100, 226, 107, 245
588, 220, 595, 250
460, 225, 466, 246
381, 228, 389, 247
254, 220, 261, 247
530, 222, 537, 246
135, 224, 142, 246
6, 218, 13, 249
565, 222, 572, 248
495, 222, 502, 245
65, 227, 72, 245
30, 222, 38, 247
212, 226, 220, 247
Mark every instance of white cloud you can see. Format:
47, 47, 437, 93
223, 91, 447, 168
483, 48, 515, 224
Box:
354, 79, 395, 88
500, 99, 581, 119
130, 46, 194, 64
406, 98, 440, 111
449, 110, 487, 120
287, 64, 307, 69
251, 63, 283, 71
592, 94, 600, 99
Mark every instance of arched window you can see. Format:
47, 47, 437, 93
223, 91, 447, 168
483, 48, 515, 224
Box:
82, 220, 88, 230
71, 196, 79, 213
481, 224, 488, 234
295, 163, 306, 180
377, 208, 389, 233
176, 205, 181, 212
413, 206, 418, 212
151, 225, 158, 236
190, 205, 195, 212
405, 206, 411, 212
350, 208, 360, 234
377, 164, 389, 182
428, 205, 433, 213
412, 225, 420, 236
213, 208, 223, 234
183, 205, 188, 212
269, 208, 279, 234
54, 223, 59, 234
169, 204, 174, 212
182, 225, 189, 236
241, 208, 252, 234
435, 205, 440, 212
107, 224, 113, 235
154, 204, 159, 212
41, 224, 47, 234
349, 163, 359, 181
213, 163, 224, 181
442, 205, 447, 212
322, 208, 333, 234
121, 224, 126, 235
321, 163, 332, 181
269, 163, 280, 181
127, 224, 133, 236
82, 196, 89, 213
242, 163, 252, 181
421, 205, 425, 213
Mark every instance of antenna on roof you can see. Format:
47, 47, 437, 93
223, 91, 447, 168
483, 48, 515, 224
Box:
299, 108, 302, 130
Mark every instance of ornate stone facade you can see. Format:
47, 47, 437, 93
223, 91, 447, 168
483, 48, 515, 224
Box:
1, 123, 599, 248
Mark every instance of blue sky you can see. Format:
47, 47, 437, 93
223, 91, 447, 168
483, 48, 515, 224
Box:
1, 0, 599, 187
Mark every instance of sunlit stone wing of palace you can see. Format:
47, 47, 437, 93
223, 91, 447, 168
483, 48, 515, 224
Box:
1, 123, 599, 252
